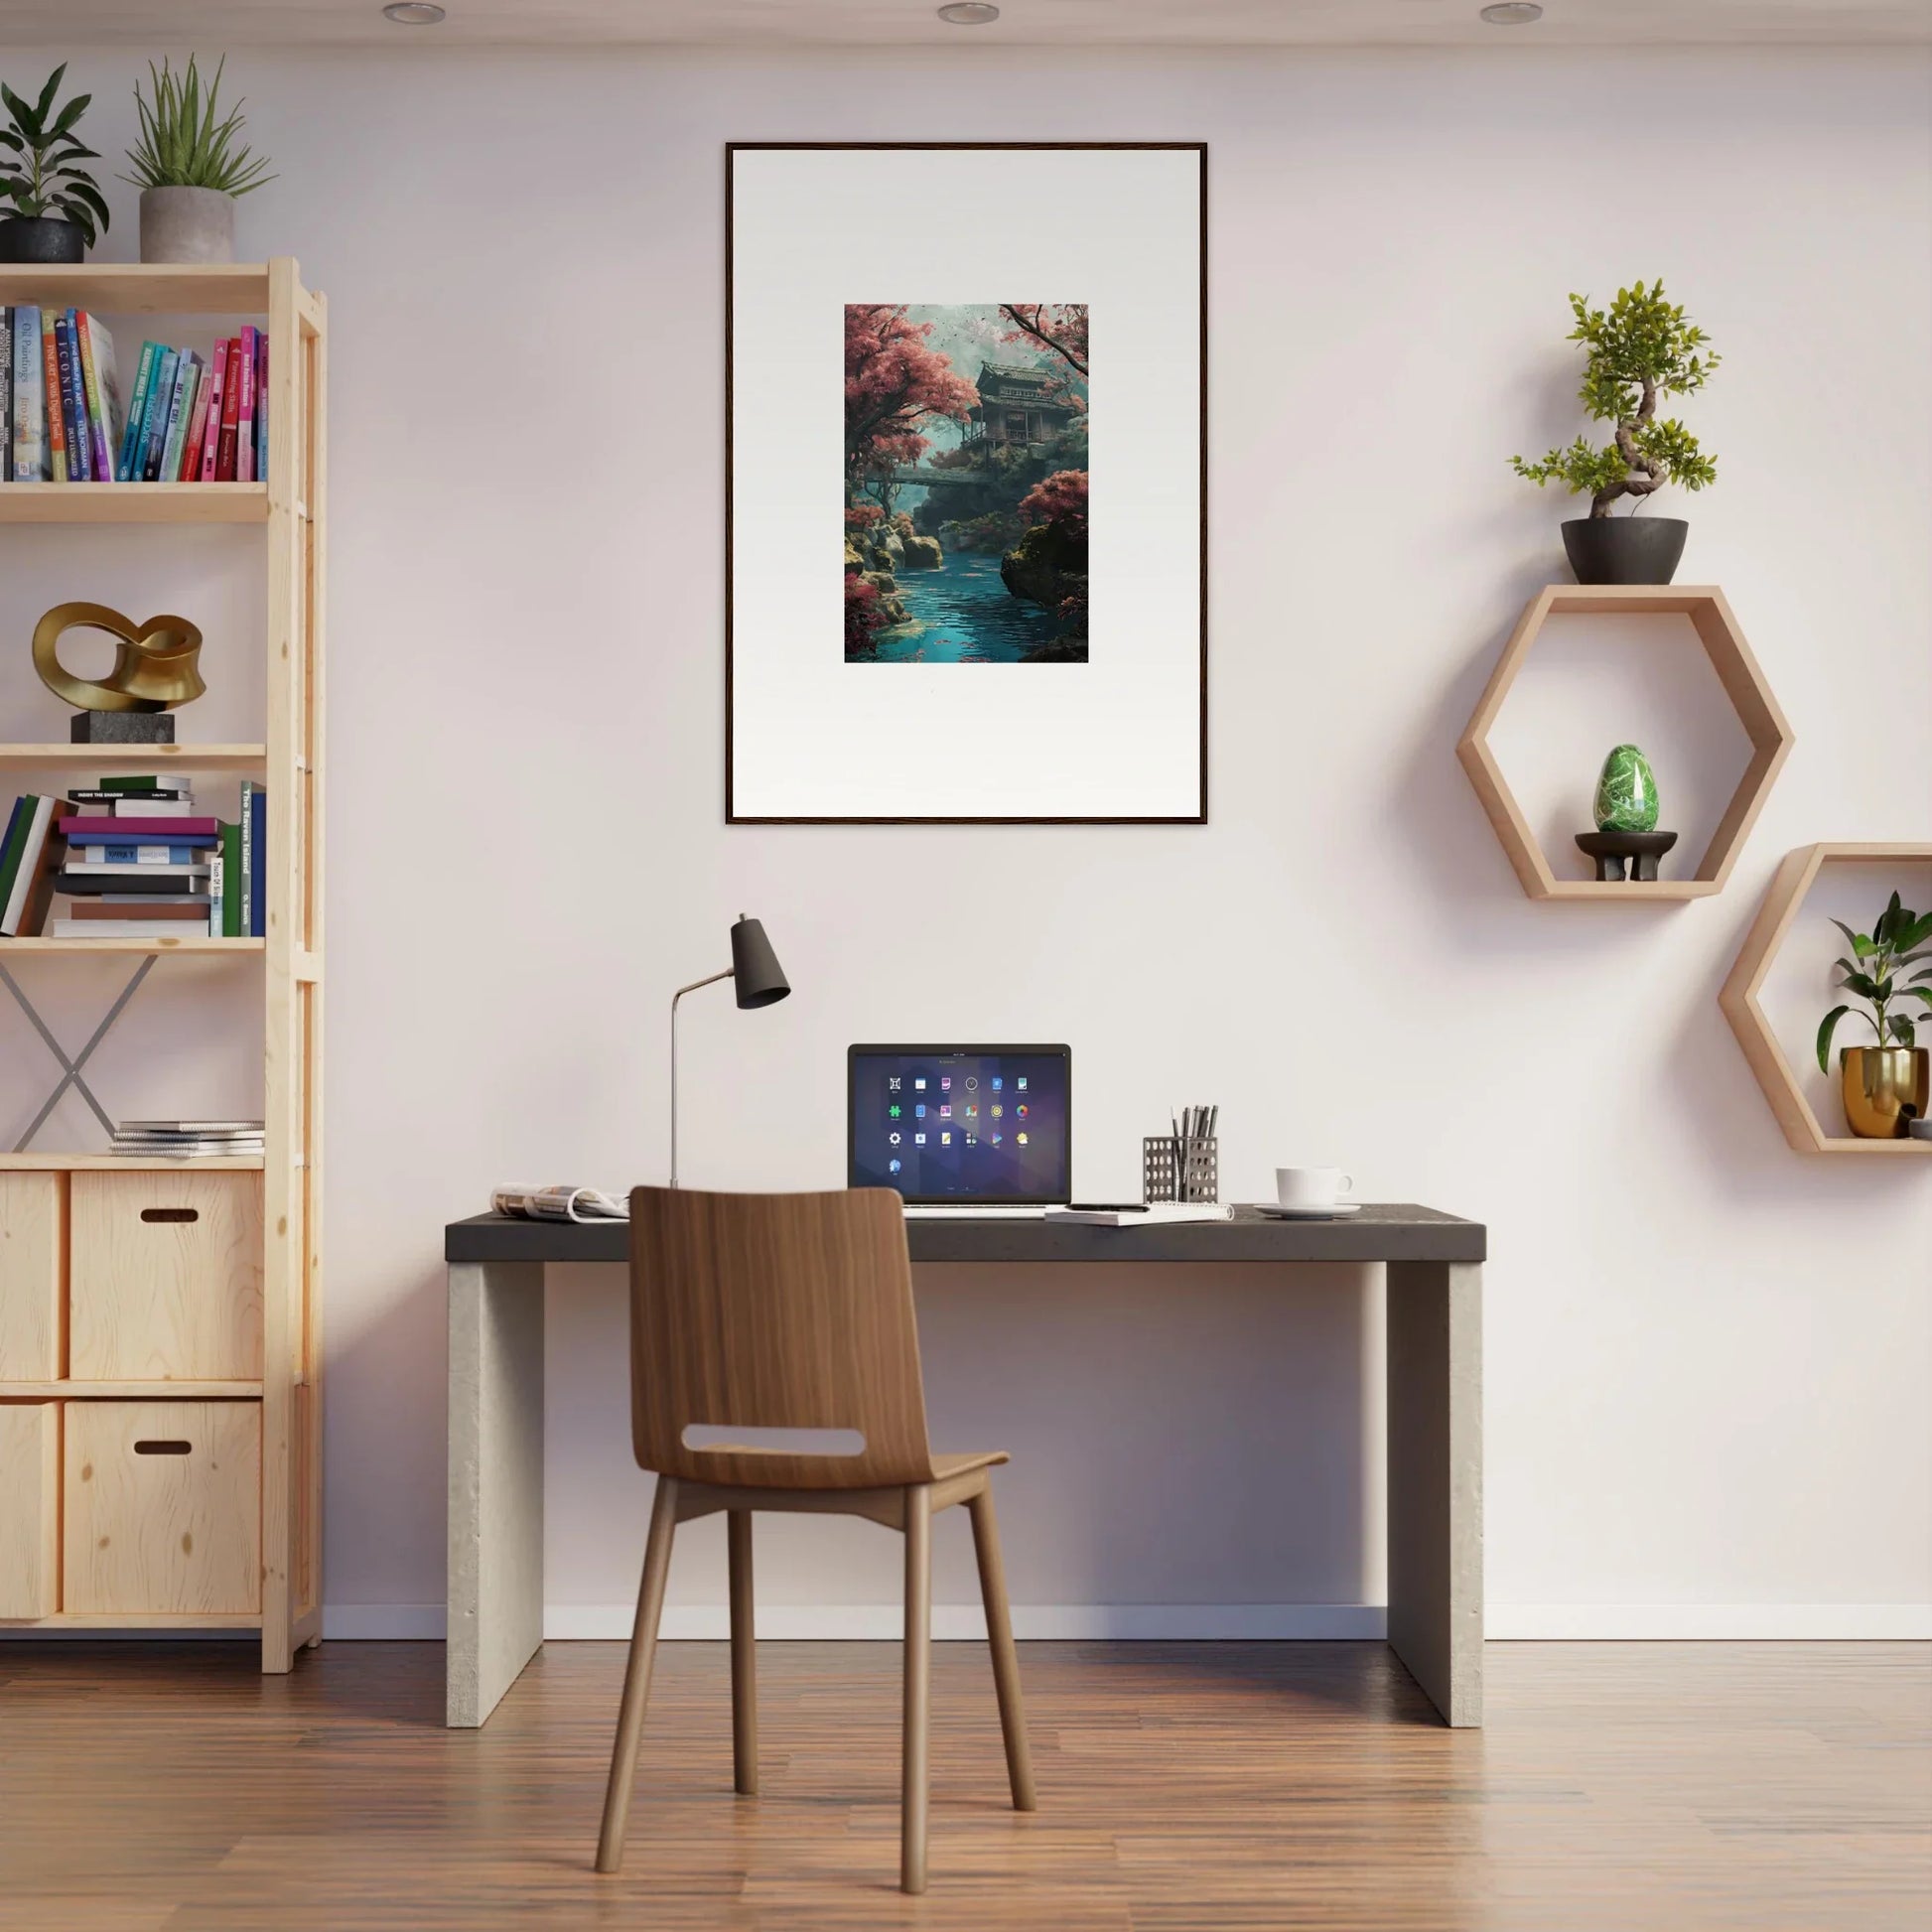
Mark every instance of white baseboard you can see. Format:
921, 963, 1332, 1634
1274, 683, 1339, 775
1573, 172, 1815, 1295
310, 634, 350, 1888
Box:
308, 1601, 1932, 1644
1487, 1603, 1932, 1640
314, 1603, 1385, 1642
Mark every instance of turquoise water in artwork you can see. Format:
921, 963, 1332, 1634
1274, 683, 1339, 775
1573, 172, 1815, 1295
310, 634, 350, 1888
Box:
864, 549, 1065, 663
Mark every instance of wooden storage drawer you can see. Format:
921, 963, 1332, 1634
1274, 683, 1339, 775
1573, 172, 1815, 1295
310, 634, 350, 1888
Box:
0, 1402, 61, 1617
64, 1401, 260, 1615
69, 1172, 263, 1381
0, 1173, 64, 1380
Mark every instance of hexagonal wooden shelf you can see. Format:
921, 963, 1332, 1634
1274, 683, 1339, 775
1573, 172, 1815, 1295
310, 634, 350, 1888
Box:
1457, 585, 1795, 900
1720, 842, 1932, 1158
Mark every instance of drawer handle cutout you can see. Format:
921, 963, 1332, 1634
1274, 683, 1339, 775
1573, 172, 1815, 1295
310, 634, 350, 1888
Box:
140, 1207, 200, 1224
134, 1440, 193, 1455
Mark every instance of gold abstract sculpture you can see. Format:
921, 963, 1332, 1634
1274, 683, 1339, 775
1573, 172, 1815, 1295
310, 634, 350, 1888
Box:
33, 602, 206, 713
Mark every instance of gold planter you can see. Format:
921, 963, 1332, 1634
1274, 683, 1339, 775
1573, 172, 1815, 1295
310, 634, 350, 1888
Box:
1840, 1045, 1930, 1139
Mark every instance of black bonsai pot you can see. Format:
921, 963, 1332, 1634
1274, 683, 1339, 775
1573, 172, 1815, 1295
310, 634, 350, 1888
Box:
0, 215, 86, 264
1561, 516, 1688, 586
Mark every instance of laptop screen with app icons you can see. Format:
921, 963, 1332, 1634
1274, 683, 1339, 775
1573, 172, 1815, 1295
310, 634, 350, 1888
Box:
848, 1045, 1071, 1204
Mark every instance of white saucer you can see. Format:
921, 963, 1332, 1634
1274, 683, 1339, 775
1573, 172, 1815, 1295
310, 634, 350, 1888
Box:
1249, 1201, 1361, 1219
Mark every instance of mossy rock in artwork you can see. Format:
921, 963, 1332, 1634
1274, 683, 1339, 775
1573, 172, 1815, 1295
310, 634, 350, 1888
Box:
899, 534, 943, 570
1593, 744, 1660, 832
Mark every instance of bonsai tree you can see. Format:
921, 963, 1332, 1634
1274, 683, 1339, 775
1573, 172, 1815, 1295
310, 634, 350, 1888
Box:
1816, 892, 1932, 1071
0, 65, 110, 245
1512, 281, 1718, 518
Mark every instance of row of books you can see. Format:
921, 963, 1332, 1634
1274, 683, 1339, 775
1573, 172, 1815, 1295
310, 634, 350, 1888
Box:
112, 1119, 265, 1160
0, 307, 267, 484
0, 774, 267, 939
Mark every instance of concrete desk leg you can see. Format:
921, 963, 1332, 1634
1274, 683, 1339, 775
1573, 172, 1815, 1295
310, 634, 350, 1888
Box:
1386, 1260, 1483, 1726
448, 1260, 546, 1727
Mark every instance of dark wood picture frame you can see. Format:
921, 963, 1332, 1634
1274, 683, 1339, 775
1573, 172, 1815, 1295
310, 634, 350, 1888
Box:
725, 140, 1208, 826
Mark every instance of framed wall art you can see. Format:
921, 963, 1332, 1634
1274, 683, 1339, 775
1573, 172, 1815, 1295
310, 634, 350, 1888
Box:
726, 141, 1207, 823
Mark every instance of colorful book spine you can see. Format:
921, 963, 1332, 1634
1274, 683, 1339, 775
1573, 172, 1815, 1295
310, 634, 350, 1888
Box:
55, 313, 89, 482
215, 339, 241, 481
235, 326, 258, 485
40, 312, 67, 483
76, 312, 120, 483
118, 341, 159, 481
61, 816, 219, 841
180, 354, 213, 481
1, 795, 59, 936
197, 340, 228, 481
0, 307, 11, 483
78, 844, 206, 865
247, 784, 266, 938
0, 796, 30, 907
219, 820, 241, 937
158, 353, 200, 485
139, 347, 180, 483
254, 331, 268, 481
13, 307, 46, 481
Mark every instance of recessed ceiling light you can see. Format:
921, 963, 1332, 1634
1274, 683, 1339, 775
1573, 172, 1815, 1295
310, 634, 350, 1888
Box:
1479, 2, 1543, 20
382, 2, 447, 22
937, 2, 1001, 23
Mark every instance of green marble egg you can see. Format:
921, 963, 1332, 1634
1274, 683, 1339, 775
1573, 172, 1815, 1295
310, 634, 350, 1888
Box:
1593, 744, 1660, 833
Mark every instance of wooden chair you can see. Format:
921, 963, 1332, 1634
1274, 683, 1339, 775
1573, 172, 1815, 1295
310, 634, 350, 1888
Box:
595, 1185, 1037, 1893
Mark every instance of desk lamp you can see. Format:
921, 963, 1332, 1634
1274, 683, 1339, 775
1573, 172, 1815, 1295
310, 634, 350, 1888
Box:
668, 915, 789, 1186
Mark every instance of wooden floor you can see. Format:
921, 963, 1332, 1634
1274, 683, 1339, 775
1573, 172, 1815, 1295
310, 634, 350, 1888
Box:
0, 1640, 1925, 1930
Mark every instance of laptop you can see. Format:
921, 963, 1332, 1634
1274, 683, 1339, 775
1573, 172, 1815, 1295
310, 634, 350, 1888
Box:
848, 1044, 1071, 1216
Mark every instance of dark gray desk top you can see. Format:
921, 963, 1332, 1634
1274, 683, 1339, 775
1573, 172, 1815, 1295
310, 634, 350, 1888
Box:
446, 1203, 1483, 1266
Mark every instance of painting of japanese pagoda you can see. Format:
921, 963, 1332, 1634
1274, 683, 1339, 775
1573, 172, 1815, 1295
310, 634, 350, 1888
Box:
844, 303, 1089, 664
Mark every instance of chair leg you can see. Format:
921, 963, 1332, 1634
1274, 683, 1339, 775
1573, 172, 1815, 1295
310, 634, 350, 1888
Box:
901, 1483, 933, 1895
967, 1484, 1037, 1812
728, 1508, 758, 1796
595, 1475, 679, 1873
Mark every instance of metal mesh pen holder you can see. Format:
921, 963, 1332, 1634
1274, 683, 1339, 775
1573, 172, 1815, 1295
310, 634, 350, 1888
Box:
1143, 1135, 1219, 1205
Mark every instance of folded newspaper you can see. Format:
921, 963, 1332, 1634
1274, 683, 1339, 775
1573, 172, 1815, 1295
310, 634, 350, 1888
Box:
491, 1184, 630, 1224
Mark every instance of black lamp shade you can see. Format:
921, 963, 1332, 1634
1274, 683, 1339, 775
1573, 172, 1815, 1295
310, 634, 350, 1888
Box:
730, 915, 790, 1009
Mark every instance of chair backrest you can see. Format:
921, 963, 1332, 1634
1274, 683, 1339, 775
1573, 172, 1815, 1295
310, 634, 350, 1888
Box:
626, 1185, 938, 1490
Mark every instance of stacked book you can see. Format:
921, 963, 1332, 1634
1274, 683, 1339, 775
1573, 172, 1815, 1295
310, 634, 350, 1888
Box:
1, 308, 267, 484
111, 1119, 265, 1160
0, 775, 267, 938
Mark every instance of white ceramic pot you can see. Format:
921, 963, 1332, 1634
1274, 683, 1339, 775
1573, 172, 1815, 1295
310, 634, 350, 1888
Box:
139, 187, 236, 265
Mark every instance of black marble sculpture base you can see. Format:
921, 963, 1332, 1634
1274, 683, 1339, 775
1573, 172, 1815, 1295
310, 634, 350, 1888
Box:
1575, 829, 1679, 882
70, 711, 175, 744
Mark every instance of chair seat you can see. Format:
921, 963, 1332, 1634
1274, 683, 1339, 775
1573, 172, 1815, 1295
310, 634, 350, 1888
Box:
930, 1450, 1009, 1481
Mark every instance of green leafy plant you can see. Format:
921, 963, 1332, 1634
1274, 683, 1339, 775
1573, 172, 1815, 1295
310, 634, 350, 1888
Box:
1816, 893, 1932, 1071
122, 57, 274, 198
0, 65, 110, 244
1512, 281, 1719, 518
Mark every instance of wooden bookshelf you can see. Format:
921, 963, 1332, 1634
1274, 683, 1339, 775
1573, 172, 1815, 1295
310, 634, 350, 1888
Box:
0, 937, 266, 954
1719, 843, 1932, 1159
0, 483, 267, 524
0, 745, 267, 767
1456, 585, 1795, 901
0, 260, 326, 1670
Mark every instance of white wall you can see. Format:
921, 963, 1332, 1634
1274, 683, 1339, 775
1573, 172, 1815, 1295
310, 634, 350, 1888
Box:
4, 44, 1929, 1640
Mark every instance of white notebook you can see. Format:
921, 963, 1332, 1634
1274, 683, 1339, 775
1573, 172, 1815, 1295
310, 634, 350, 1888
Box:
1042, 1204, 1233, 1227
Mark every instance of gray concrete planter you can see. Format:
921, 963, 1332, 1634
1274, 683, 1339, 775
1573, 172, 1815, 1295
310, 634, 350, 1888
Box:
139, 186, 236, 264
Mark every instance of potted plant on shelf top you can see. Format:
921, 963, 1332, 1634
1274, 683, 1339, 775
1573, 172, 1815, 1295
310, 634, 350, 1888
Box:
0, 66, 110, 264
1817, 892, 1932, 1139
1511, 280, 1719, 586
122, 56, 274, 265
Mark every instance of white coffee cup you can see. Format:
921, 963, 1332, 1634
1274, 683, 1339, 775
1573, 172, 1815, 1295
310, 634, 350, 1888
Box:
1276, 1167, 1353, 1210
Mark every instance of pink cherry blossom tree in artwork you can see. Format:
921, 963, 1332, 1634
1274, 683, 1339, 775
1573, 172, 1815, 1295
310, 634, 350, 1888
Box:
844, 305, 980, 497
998, 304, 1089, 378
1019, 469, 1088, 538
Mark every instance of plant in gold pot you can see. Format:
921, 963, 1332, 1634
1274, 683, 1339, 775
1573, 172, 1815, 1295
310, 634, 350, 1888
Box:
1816, 893, 1932, 1138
